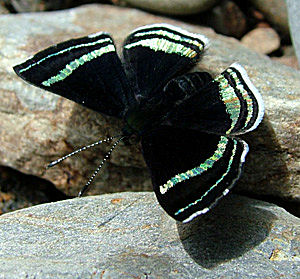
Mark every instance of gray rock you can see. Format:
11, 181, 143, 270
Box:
0, 4, 299, 206
241, 27, 280, 54
0, 192, 299, 278
287, 0, 300, 67
112, 0, 219, 15
249, 0, 289, 35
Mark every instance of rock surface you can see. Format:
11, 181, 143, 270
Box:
112, 0, 219, 15
241, 27, 280, 54
0, 192, 299, 278
0, 4, 299, 206
287, 0, 300, 67
249, 0, 289, 35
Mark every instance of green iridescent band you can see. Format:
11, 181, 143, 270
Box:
159, 136, 229, 195
227, 68, 253, 131
124, 38, 197, 58
20, 38, 113, 73
42, 44, 115, 87
133, 30, 204, 50
175, 139, 238, 216
215, 73, 241, 134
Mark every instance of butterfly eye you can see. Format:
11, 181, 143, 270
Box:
128, 134, 140, 145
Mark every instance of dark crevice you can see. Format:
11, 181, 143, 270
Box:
0, 165, 71, 215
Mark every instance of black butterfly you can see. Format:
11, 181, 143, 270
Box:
14, 23, 264, 223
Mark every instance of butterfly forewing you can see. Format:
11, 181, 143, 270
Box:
163, 63, 264, 135
14, 32, 134, 118
141, 126, 248, 222
122, 23, 209, 102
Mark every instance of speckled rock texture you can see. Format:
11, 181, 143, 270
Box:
0, 192, 299, 278
111, 0, 219, 15
0, 4, 299, 205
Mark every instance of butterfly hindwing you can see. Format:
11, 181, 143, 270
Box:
122, 23, 208, 102
163, 63, 264, 135
161, 71, 213, 108
14, 32, 134, 118
141, 126, 248, 222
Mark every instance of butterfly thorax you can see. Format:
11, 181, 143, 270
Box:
123, 104, 164, 137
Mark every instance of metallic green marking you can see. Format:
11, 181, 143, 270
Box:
19, 38, 113, 73
159, 136, 229, 194
175, 139, 238, 216
215, 72, 241, 134
133, 30, 204, 51
227, 69, 253, 130
124, 38, 197, 58
42, 44, 115, 87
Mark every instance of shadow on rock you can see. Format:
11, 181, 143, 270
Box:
177, 194, 277, 269
237, 115, 297, 216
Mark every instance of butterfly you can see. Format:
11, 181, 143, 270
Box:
13, 23, 264, 223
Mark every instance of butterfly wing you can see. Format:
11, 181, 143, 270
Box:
161, 71, 214, 111
141, 126, 248, 222
163, 63, 264, 135
14, 32, 134, 118
122, 23, 208, 103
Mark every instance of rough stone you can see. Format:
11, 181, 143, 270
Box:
0, 192, 299, 278
0, 4, 299, 206
249, 0, 289, 35
111, 0, 219, 15
287, 0, 300, 67
241, 27, 281, 54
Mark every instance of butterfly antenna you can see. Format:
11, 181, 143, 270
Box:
46, 135, 120, 168
78, 136, 125, 197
